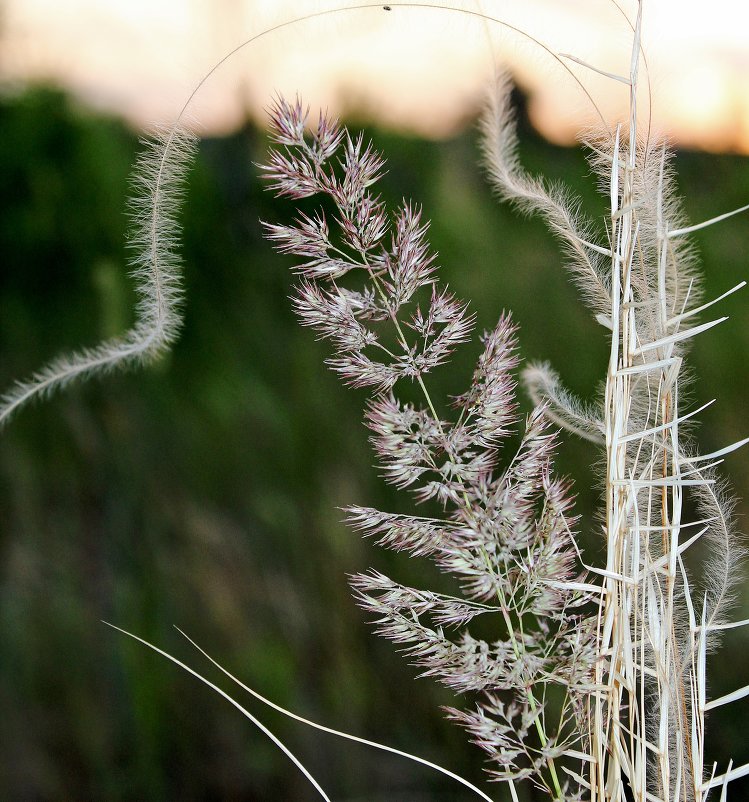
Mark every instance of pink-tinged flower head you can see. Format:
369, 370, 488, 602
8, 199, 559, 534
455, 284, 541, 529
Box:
266, 94, 309, 147
312, 109, 344, 162
261, 97, 589, 795
339, 133, 386, 204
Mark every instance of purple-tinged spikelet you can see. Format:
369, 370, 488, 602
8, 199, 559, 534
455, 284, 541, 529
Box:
260, 96, 596, 796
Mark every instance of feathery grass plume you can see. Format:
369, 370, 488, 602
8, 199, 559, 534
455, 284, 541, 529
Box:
523, 362, 604, 445
480, 71, 611, 318
0, 126, 197, 428
260, 94, 599, 801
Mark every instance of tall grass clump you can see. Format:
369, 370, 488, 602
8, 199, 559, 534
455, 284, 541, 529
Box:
4, 1, 749, 800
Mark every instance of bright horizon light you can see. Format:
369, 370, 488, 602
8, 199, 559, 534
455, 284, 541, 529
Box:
1, 0, 748, 153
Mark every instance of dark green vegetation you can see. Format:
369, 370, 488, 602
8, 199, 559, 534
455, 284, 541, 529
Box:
1, 87, 748, 800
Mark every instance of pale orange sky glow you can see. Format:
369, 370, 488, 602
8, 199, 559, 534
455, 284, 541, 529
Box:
1, 0, 748, 153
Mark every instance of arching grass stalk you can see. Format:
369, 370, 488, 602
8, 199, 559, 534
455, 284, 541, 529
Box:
104, 622, 497, 802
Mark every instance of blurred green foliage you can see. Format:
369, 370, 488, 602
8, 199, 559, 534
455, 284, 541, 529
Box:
1, 86, 748, 800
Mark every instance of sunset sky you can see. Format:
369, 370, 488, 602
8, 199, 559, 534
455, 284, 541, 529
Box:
1, 0, 748, 152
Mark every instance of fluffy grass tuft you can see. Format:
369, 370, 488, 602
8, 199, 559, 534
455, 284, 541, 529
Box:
0, 126, 196, 427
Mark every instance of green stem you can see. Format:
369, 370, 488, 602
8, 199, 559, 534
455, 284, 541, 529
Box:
480, 550, 564, 801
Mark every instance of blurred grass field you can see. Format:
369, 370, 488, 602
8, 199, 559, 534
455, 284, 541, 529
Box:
1, 86, 748, 800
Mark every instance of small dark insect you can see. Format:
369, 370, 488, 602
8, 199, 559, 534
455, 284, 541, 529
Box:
383, 5, 391, 9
